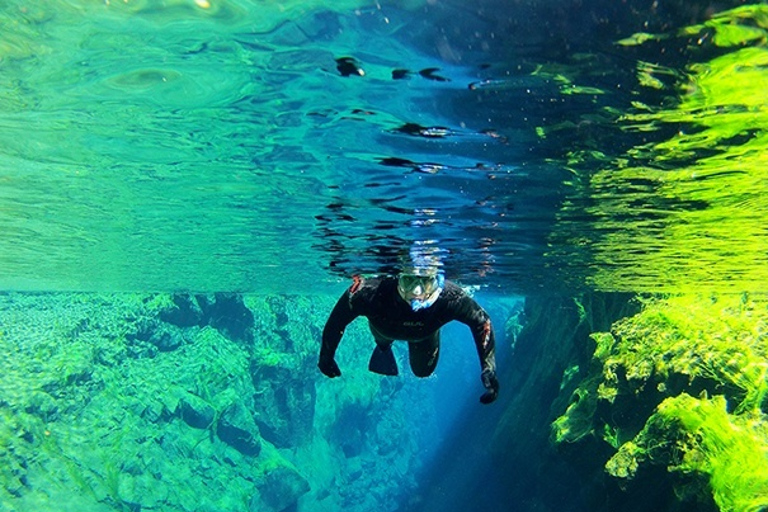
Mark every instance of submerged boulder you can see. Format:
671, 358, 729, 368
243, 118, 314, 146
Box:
250, 363, 316, 448
179, 392, 215, 430
117, 472, 169, 510
552, 294, 768, 511
197, 293, 255, 344
159, 294, 205, 328
259, 466, 310, 512
218, 401, 262, 456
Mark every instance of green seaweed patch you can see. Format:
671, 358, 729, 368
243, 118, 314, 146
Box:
553, 293, 768, 510
551, 377, 601, 445
613, 393, 768, 512
595, 294, 768, 413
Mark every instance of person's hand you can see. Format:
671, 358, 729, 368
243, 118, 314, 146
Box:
318, 355, 341, 378
480, 369, 499, 404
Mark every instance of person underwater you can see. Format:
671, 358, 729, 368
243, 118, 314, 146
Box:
318, 267, 499, 404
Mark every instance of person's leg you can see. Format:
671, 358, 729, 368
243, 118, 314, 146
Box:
408, 331, 440, 377
368, 323, 398, 376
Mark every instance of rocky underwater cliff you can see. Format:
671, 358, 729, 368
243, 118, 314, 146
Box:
0, 292, 445, 512
412, 292, 768, 512
1, 291, 767, 512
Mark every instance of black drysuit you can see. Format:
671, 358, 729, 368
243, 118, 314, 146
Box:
319, 276, 498, 402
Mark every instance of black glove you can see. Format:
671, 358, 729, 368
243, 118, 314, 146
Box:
480, 369, 499, 404
318, 354, 341, 378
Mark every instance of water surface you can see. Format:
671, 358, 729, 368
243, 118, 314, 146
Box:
1, 0, 766, 293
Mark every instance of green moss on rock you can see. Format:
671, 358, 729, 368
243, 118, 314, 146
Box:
553, 293, 768, 511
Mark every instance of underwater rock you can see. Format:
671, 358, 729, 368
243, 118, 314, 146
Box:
159, 294, 205, 328
251, 364, 316, 448
148, 324, 185, 352
549, 294, 768, 511
158, 293, 203, 327
117, 472, 168, 510
218, 401, 262, 456
157, 293, 256, 345
127, 341, 158, 359
141, 399, 166, 423
259, 466, 310, 512
197, 293, 255, 344
39, 360, 93, 396
179, 392, 215, 430
126, 320, 184, 354
330, 402, 368, 458
24, 390, 59, 422
0, 445, 27, 498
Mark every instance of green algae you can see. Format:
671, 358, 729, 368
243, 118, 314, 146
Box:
0, 292, 431, 512
653, 394, 768, 512
553, 293, 768, 511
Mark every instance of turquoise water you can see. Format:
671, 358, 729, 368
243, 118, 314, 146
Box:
3, 0, 529, 292
2, 1, 768, 512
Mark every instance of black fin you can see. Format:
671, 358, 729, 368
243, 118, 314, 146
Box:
368, 346, 399, 376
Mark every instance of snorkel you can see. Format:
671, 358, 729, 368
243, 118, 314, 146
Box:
398, 241, 445, 311
397, 271, 445, 311
408, 273, 444, 311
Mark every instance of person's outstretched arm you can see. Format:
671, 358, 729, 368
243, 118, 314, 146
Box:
319, 287, 359, 377
451, 288, 499, 403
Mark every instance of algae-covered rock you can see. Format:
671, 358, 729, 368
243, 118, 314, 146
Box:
179, 392, 215, 430
0, 291, 425, 512
246, 295, 325, 447
196, 293, 255, 344
647, 393, 768, 512
259, 466, 311, 512
251, 363, 316, 448
552, 293, 768, 511
218, 401, 262, 456
117, 472, 169, 509
159, 294, 205, 328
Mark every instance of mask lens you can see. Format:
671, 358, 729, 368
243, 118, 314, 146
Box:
399, 274, 437, 295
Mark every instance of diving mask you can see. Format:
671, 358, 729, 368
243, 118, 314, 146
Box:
398, 273, 444, 311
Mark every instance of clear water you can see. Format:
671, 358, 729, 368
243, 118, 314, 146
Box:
2, 2, 768, 512
3, 0, 765, 294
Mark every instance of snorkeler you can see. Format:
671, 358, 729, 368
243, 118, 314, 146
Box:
318, 266, 499, 404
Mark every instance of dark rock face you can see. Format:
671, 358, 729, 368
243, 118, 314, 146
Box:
330, 402, 368, 458
147, 324, 184, 352
135, 293, 254, 359
197, 293, 255, 344
259, 466, 310, 512
160, 294, 205, 327
251, 363, 316, 448
179, 392, 215, 430
218, 401, 262, 456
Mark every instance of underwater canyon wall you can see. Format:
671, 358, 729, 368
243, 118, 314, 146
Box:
0, 292, 436, 512
413, 292, 768, 512
3, 291, 766, 512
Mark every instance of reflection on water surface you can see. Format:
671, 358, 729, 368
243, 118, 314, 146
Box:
0, 0, 766, 293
